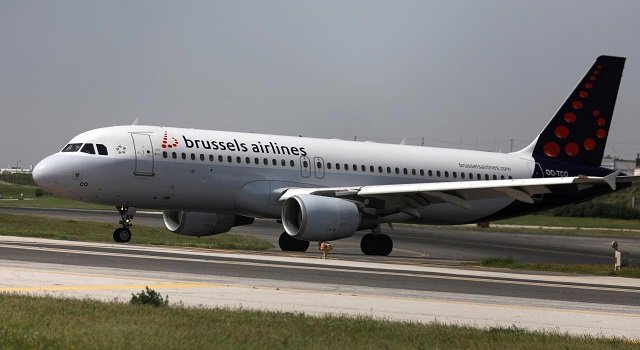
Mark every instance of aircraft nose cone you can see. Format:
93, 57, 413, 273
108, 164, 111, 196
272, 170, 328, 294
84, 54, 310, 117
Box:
32, 156, 58, 191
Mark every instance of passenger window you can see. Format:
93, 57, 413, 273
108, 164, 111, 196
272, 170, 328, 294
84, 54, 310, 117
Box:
378, 166, 383, 173
318, 162, 323, 169
344, 164, 349, 171
437, 171, 441, 177
420, 169, 424, 176
172, 152, 177, 159
282, 159, 286, 166
485, 174, 489, 180
395, 168, 399, 174
336, 163, 341, 170
218, 155, 223, 162
469, 173, 473, 179
403, 168, 408, 175
428, 170, 433, 176
477, 173, 481, 180
500, 175, 505, 180
246, 157, 251, 164
461, 173, 465, 179
200, 154, 205, 161
509, 176, 513, 179
163, 151, 168, 158
444, 171, 449, 178
62, 143, 83, 152
493, 175, 497, 180
96, 144, 108, 155
237, 157, 242, 163
369, 166, 374, 173
209, 155, 214, 161
302, 160, 308, 167
353, 164, 358, 171
387, 167, 391, 174
227, 156, 232, 163
327, 163, 332, 170
361, 165, 365, 172
411, 169, 416, 175
272, 159, 277, 166
80, 143, 95, 154
182, 153, 186, 160
290, 160, 295, 167
264, 158, 269, 165
255, 158, 260, 165
453, 172, 457, 178
191, 153, 196, 160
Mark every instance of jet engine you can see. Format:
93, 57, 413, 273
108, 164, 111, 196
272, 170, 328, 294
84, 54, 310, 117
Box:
162, 211, 253, 236
281, 194, 365, 241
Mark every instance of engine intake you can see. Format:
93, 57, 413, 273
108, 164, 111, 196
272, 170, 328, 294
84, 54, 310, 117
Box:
281, 195, 361, 241
162, 211, 253, 236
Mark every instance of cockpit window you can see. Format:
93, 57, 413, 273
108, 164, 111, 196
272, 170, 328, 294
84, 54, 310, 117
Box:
96, 144, 108, 155
80, 143, 95, 154
62, 143, 82, 152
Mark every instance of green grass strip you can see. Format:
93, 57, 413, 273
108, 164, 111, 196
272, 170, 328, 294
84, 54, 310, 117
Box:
0, 213, 272, 250
0, 293, 637, 350
479, 257, 640, 278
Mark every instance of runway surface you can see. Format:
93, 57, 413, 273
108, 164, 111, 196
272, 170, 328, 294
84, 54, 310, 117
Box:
2, 206, 639, 265
2, 206, 640, 338
1, 235, 639, 339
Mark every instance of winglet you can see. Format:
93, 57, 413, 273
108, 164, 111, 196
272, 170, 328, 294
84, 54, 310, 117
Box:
603, 170, 620, 190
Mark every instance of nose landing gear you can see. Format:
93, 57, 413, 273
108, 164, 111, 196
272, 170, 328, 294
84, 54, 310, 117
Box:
113, 204, 135, 243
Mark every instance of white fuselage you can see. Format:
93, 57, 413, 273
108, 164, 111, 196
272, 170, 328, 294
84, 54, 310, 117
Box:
34, 125, 536, 224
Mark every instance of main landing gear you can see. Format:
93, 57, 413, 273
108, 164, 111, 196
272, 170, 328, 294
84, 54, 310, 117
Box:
360, 229, 393, 256
113, 204, 135, 243
279, 232, 310, 252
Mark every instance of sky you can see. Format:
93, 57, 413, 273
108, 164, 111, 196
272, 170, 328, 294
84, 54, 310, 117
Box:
1, 0, 639, 169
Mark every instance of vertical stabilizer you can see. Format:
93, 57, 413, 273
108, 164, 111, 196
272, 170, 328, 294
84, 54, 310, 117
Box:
523, 56, 625, 167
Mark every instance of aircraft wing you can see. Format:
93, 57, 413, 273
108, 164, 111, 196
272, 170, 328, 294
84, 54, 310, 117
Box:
278, 171, 631, 211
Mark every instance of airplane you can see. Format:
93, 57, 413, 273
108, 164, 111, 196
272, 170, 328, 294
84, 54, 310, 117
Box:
33, 55, 637, 256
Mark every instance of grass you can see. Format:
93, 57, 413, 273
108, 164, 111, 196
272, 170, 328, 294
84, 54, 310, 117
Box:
0, 294, 637, 350
479, 257, 640, 278
0, 181, 113, 210
0, 213, 272, 250
495, 215, 640, 231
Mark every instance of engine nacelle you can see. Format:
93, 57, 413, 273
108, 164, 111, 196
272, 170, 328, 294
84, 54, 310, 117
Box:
162, 211, 253, 237
281, 195, 361, 241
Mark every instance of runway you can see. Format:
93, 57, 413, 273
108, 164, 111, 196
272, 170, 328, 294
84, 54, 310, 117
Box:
2, 206, 640, 338
1, 235, 639, 339
2, 206, 639, 265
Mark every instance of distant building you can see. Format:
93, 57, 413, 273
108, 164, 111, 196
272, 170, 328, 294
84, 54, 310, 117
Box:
600, 156, 640, 175
1, 166, 32, 175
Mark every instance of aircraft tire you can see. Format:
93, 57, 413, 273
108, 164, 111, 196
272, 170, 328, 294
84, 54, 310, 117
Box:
360, 233, 376, 255
279, 232, 309, 252
375, 234, 393, 256
361, 233, 393, 256
113, 228, 131, 243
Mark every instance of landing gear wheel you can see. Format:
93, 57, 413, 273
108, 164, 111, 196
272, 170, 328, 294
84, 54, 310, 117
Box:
360, 233, 393, 256
113, 203, 135, 243
279, 232, 310, 252
113, 228, 131, 243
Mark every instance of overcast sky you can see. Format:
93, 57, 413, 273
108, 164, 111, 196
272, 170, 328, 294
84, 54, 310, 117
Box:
1, 0, 639, 169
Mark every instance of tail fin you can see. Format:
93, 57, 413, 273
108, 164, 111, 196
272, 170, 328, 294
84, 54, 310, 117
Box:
523, 55, 625, 167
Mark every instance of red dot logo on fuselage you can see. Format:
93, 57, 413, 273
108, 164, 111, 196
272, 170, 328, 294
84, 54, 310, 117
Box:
161, 131, 179, 149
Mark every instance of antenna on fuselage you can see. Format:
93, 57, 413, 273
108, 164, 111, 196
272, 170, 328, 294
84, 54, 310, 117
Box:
132, 117, 140, 126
